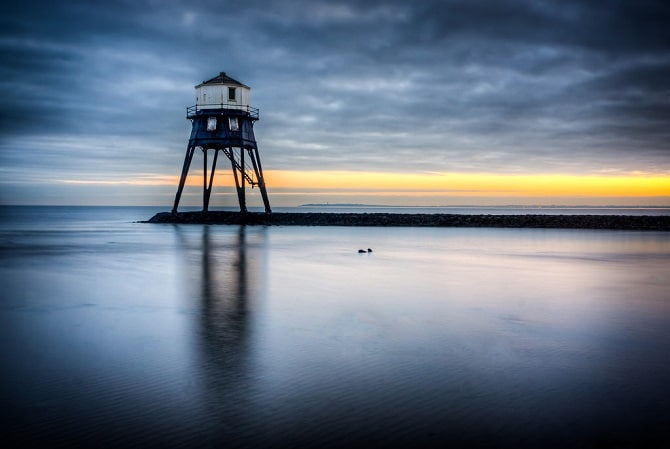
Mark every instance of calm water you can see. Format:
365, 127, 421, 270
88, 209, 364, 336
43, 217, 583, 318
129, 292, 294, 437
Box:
1, 206, 669, 448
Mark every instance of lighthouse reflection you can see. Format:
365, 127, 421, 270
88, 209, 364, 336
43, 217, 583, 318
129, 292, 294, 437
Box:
199, 225, 252, 350
179, 224, 267, 444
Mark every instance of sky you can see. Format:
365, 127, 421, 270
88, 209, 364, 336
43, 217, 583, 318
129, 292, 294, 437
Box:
1, 0, 669, 207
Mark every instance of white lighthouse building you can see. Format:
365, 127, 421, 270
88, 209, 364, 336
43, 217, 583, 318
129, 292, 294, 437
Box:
172, 72, 271, 214
195, 75, 251, 112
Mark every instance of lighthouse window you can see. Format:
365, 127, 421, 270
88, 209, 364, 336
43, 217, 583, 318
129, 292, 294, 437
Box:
207, 117, 217, 131
229, 117, 239, 131
228, 87, 236, 102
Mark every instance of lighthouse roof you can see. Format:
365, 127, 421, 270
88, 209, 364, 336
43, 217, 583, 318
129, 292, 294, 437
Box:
196, 72, 250, 89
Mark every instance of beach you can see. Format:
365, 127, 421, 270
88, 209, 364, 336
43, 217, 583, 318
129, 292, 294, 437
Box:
2, 206, 670, 448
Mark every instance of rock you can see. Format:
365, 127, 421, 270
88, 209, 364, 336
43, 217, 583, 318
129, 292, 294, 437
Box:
143, 211, 670, 231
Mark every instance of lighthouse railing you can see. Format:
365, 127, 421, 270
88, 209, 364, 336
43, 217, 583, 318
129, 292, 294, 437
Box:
187, 104, 259, 120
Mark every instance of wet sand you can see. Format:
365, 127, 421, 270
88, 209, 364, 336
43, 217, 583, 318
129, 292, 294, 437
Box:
5, 208, 670, 448
147, 211, 670, 230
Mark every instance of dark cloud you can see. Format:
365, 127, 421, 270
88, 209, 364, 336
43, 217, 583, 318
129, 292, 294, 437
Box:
1, 0, 669, 199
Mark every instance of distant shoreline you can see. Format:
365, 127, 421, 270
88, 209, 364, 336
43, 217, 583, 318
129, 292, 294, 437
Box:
146, 211, 670, 231
298, 203, 670, 209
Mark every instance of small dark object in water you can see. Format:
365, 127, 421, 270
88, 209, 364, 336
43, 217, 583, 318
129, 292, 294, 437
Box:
358, 249, 367, 253
367, 248, 373, 253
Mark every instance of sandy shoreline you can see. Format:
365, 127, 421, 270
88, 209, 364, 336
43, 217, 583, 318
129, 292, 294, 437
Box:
146, 211, 670, 230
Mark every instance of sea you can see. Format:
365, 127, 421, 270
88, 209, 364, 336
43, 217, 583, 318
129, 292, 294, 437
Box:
1, 205, 669, 448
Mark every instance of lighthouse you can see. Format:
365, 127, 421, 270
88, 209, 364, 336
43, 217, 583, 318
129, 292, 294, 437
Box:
172, 72, 271, 214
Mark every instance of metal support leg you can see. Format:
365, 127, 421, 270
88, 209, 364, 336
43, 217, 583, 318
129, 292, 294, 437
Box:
247, 147, 272, 213
172, 144, 196, 213
240, 146, 246, 204
202, 148, 208, 211
203, 149, 219, 212
231, 148, 247, 213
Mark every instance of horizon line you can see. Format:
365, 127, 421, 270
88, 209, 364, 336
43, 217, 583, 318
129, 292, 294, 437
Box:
2, 204, 670, 209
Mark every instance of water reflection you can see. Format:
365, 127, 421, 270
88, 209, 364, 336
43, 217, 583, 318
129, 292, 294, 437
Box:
176, 224, 266, 445
2, 216, 669, 448
199, 225, 250, 352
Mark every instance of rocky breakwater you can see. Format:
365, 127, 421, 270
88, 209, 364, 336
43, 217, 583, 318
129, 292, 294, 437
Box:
146, 211, 670, 231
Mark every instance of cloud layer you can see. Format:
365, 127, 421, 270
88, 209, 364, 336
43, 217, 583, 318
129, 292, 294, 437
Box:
1, 0, 669, 204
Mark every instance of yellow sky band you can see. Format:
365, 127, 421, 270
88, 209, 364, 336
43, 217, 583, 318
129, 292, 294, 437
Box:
263, 171, 670, 197
64, 170, 670, 197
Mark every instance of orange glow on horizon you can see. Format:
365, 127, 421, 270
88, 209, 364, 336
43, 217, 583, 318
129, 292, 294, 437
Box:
262, 170, 670, 198
63, 170, 670, 199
